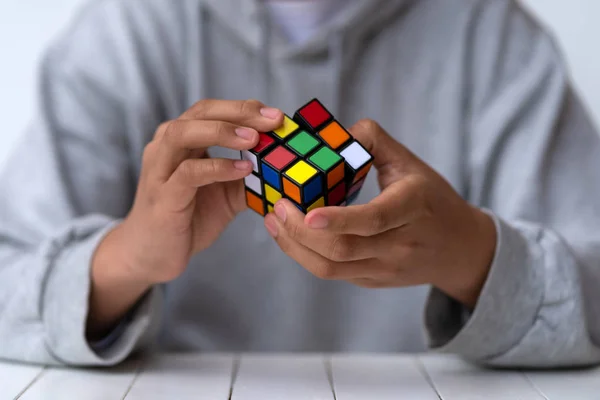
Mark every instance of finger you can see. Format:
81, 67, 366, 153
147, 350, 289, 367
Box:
347, 278, 401, 289
272, 200, 376, 262
153, 119, 260, 179
348, 272, 426, 289
348, 119, 419, 170
163, 158, 253, 210
181, 99, 284, 133
264, 213, 385, 280
305, 178, 425, 236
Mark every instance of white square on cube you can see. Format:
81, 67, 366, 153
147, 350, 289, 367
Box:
340, 141, 370, 170
241, 150, 259, 173
244, 173, 262, 195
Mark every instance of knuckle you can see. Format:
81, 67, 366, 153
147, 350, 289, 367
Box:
154, 121, 171, 140
240, 99, 262, 115
190, 99, 212, 119
204, 159, 221, 177
163, 120, 184, 144
356, 118, 381, 133
329, 236, 353, 262
369, 206, 387, 233
314, 261, 337, 280
142, 142, 157, 164
215, 121, 231, 142
178, 159, 197, 182
353, 279, 380, 289
286, 220, 303, 241
275, 235, 290, 251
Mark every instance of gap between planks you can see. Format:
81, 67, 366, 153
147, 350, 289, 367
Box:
120, 358, 145, 400
415, 356, 443, 400
14, 367, 47, 400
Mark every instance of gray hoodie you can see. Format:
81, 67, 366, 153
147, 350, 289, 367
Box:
1, 0, 599, 368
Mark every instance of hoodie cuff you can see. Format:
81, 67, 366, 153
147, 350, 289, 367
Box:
424, 211, 545, 361
42, 215, 161, 366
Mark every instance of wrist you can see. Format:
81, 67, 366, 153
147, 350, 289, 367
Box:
93, 221, 155, 289
434, 206, 497, 309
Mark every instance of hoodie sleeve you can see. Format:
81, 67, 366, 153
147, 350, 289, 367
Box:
424, 0, 600, 367
0, 2, 162, 366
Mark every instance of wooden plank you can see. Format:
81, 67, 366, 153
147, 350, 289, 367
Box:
525, 366, 600, 400
330, 354, 439, 399
125, 353, 234, 400
419, 354, 544, 399
0, 362, 44, 399
231, 354, 334, 400
19, 359, 140, 400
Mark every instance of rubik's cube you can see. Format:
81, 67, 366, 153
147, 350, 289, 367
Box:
241, 98, 373, 216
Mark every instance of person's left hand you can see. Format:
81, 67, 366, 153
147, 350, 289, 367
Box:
264, 119, 497, 308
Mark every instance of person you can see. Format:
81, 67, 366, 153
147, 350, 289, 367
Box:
1, 0, 599, 368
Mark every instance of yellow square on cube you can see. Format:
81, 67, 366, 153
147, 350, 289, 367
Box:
265, 184, 282, 204
285, 160, 317, 184
267, 204, 275, 213
307, 197, 325, 212
273, 115, 299, 139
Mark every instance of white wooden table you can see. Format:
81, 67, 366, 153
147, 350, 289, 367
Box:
1, 353, 599, 399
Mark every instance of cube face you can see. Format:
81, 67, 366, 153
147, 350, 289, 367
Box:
242, 98, 373, 216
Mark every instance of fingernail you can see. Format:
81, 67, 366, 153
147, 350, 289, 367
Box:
265, 217, 278, 238
234, 160, 251, 170
308, 214, 329, 229
260, 107, 282, 120
235, 127, 256, 141
274, 203, 287, 223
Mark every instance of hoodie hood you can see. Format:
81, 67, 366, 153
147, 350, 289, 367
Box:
198, 0, 416, 112
201, 0, 417, 57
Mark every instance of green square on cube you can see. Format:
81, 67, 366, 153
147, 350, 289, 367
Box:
309, 146, 342, 171
287, 131, 320, 156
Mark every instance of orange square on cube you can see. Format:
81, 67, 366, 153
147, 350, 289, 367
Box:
246, 190, 264, 215
328, 162, 345, 189
353, 161, 372, 184
283, 177, 302, 204
318, 121, 350, 150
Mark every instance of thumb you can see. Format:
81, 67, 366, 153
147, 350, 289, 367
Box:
348, 119, 422, 173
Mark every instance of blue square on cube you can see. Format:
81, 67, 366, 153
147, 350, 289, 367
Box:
262, 163, 281, 191
303, 175, 322, 205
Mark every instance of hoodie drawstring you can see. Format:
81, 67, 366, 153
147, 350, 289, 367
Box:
202, 2, 347, 117
328, 31, 345, 119
258, 5, 273, 106
199, 4, 211, 100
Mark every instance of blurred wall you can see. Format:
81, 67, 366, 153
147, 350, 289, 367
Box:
0, 0, 599, 166
0, 0, 86, 165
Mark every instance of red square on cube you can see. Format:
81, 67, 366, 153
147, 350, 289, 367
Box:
264, 146, 297, 170
254, 133, 276, 153
298, 99, 332, 130
328, 181, 346, 206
